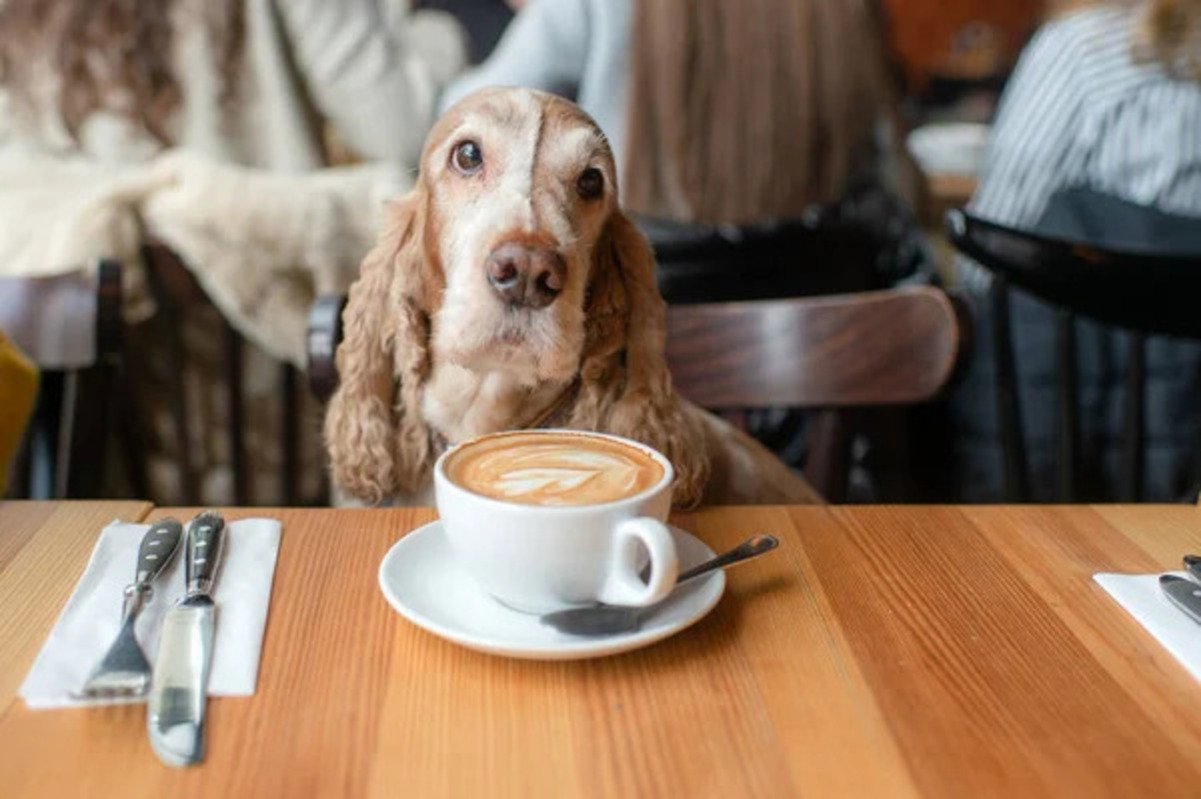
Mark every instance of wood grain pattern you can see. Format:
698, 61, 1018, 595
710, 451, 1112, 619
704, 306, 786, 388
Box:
0, 501, 58, 575
2, 504, 1201, 798
808, 506, 1201, 797
0, 501, 152, 711
664, 288, 965, 409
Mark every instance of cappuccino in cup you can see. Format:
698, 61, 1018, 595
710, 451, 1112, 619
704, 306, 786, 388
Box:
443, 431, 665, 507
435, 430, 679, 613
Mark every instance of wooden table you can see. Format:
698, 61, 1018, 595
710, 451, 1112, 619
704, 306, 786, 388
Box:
2, 502, 1201, 797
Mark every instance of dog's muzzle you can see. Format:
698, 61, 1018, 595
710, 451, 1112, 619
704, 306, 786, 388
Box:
485, 242, 566, 309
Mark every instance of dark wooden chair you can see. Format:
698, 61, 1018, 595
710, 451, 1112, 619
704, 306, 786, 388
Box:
6, 247, 311, 504
4, 261, 126, 498
636, 207, 935, 499
664, 287, 969, 500
307, 286, 968, 501
141, 244, 306, 506
946, 203, 1201, 502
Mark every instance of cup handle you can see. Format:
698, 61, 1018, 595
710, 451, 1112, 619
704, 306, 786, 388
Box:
599, 518, 679, 607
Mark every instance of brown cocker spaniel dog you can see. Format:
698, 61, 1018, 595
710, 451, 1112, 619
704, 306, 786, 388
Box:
325, 88, 819, 507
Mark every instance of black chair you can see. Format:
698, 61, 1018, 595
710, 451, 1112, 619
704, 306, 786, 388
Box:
947, 195, 1201, 502
639, 215, 883, 304
307, 294, 348, 404
636, 191, 929, 305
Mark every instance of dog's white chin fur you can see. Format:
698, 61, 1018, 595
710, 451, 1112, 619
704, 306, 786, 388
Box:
431, 298, 586, 384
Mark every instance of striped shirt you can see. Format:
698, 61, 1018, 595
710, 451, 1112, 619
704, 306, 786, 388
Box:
965, 5, 1201, 287
951, 6, 1201, 502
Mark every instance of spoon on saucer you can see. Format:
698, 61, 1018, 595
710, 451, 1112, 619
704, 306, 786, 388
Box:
540, 534, 779, 636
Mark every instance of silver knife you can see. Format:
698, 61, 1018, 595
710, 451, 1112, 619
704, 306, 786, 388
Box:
1160, 574, 1201, 625
148, 511, 226, 767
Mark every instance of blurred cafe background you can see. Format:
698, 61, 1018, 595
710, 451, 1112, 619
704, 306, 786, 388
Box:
1, 0, 1199, 507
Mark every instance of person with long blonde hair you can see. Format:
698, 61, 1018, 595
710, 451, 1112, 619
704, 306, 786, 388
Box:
441, 0, 895, 227
953, 0, 1201, 502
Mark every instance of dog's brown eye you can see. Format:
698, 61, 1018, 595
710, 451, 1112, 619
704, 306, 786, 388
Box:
577, 167, 604, 200
451, 140, 484, 174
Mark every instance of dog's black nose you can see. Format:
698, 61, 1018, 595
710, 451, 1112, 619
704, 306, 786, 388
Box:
485, 242, 565, 309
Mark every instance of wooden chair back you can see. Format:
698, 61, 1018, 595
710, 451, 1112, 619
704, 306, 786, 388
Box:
665, 287, 968, 500
666, 287, 965, 408
307, 286, 967, 501
141, 244, 306, 506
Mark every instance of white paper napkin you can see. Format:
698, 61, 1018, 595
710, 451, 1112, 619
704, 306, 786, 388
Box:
1094, 572, 1201, 683
20, 518, 281, 709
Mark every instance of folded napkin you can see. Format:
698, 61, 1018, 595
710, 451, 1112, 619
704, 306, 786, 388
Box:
20, 518, 281, 709
1094, 572, 1201, 683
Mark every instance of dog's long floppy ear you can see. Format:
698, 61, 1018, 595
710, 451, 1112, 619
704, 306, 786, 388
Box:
324, 190, 441, 503
573, 211, 710, 507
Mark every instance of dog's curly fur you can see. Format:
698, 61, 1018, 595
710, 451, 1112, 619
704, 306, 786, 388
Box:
325, 88, 817, 508
324, 191, 442, 504
559, 210, 710, 505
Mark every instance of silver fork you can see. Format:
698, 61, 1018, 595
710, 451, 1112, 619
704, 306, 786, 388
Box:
76, 519, 184, 699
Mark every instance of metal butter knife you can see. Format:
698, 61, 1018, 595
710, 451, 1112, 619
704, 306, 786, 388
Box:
1160, 575, 1201, 624
148, 511, 226, 767
1159, 554, 1201, 625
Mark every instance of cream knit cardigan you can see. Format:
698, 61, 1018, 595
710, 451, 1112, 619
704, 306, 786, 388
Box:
0, 0, 465, 365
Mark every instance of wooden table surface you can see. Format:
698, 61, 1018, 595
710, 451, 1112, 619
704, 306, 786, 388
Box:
2, 502, 1201, 797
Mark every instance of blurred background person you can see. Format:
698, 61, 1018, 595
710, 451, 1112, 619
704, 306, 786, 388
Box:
441, 0, 903, 227
0, 0, 467, 505
416, 0, 517, 65
951, 0, 1201, 501
0, 0, 464, 168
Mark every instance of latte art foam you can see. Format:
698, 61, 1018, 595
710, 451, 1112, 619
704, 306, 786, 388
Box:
445, 433, 665, 506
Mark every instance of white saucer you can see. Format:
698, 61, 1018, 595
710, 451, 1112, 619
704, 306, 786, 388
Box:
378, 521, 725, 660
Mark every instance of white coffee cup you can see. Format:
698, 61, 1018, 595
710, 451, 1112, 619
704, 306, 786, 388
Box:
434, 430, 679, 614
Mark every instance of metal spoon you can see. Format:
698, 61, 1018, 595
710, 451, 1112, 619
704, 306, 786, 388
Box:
540, 534, 779, 636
